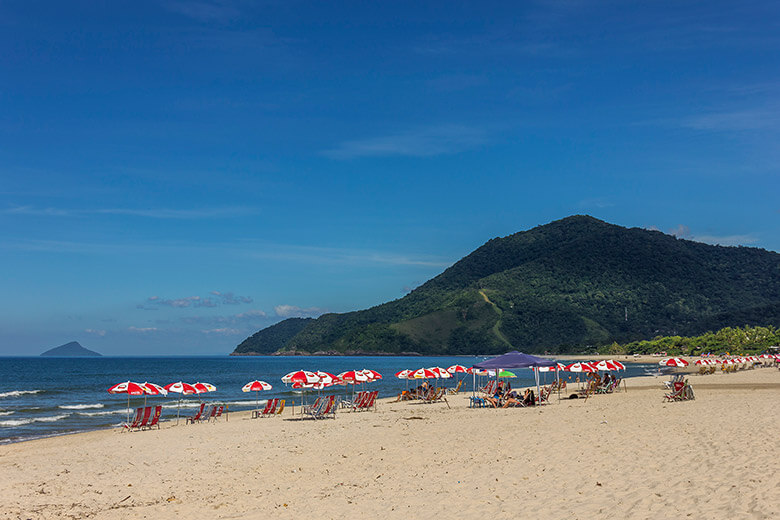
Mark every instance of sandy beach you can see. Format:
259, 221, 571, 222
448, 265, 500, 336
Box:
1, 367, 779, 520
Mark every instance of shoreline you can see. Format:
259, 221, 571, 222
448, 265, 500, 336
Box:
2, 366, 779, 519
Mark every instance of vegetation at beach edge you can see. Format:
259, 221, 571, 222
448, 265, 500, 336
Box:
598, 325, 780, 356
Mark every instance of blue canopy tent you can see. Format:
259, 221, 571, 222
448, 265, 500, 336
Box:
472, 351, 558, 405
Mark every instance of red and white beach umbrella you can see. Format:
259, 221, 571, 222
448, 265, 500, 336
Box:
565, 362, 597, 373
282, 370, 320, 385
192, 382, 217, 394
537, 363, 566, 373
395, 369, 412, 379
141, 382, 168, 396
361, 369, 383, 381
338, 370, 369, 384
659, 358, 689, 367
108, 381, 147, 425
242, 380, 272, 392
694, 359, 709, 365
316, 371, 337, 386
164, 381, 198, 395
428, 367, 452, 379
447, 365, 471, 374
242, 380, 272, 409
595, 360, 625, 371
164, 381, 199, 425
408, 368, 437, 379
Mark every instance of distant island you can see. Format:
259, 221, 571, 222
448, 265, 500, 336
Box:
41, 341, 102, 357
233, 215, 780, 356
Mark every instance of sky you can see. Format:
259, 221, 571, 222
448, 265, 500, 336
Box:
1, 1, 778, 355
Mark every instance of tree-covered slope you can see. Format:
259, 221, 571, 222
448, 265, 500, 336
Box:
233, 215, 780, 355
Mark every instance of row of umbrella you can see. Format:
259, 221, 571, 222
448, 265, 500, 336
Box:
107, 381, 217, 424
661, 355, 777, 367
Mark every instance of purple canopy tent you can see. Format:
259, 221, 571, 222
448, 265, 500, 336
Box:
472, 351, 558, 405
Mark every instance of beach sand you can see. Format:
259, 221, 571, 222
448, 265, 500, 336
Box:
1, 367, 779, 519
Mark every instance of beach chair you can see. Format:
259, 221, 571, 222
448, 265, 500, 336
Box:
123, 407, 144, 430
302, 397, 322, 416
203, 405, 217, 422
538, 386, 551, 404
447, 380, 463, 395
252, 399, 274, 419
349, 391, 369, 411
144, 405, 163, 430
264, 398, 279, 417
664, 380, 695, 402
186, 403, 206, 424
304, 395, 334, 419
210, 405, 224, 422
469, 396, 487, 408
135, 406, 152, 430
275, 399, 285, 416
361, 390, 378, 411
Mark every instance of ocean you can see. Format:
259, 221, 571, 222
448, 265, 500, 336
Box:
0, 355, 658, 444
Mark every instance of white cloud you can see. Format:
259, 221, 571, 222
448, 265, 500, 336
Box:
128, 327, 158, 333
680, 108, 780, 131
274, 305, 325, 319
1, 205, 257, 219
201, 328, 242, 335
85, 329, 106, 336
691, 234, 759, 247
323, 125, 486, 159
669, 224, 691, 238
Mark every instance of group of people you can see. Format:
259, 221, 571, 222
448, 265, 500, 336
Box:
484, 381, 536, 408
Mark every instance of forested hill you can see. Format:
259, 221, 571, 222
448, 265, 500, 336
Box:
232, 215, 780, 356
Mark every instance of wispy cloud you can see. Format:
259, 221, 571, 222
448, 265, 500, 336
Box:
665, 224, 757, 246
141, 292, 253, 310
323, 125, 486, 159
201, 328, 242, 335
180, 309, 268, 326
692, 234, 759, 247
0, 237, 452, 268
1, 205, 258, 219
128, 326, 158, 333
274, 305, 325, 319
85, 329, 106, 337
680, 107, 780, 132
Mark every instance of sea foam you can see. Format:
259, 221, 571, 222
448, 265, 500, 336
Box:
0, 414, 69, 427
59, 403, 104, 410
0, 390, 42, 399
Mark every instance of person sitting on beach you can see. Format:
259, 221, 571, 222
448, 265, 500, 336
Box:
501, 390, 522, 408
485, 387, 504, 408
522, 389, 535, 406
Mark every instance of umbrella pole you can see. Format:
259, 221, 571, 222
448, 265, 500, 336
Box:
176, 399, 181, 425
126, 396, 130, 426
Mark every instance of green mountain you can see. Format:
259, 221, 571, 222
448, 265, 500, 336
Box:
232, 215, 780, 355
41, 341, 102, 357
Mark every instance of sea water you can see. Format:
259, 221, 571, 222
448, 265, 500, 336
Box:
0, 355, 658, 443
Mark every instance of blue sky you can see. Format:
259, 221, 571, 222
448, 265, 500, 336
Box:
1, 1, 778, 355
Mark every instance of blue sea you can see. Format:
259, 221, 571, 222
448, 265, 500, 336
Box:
0, 355, 658, 444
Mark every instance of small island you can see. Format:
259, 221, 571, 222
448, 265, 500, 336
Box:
40, 341, 102, 357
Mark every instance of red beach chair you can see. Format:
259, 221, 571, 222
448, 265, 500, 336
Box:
145, 405, 162, 430
186, 403, 206, 424
134, 406, 152, 430
123, 407, 144, 430
252, 399, 274, 419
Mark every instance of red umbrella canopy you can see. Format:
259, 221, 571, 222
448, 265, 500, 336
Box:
141, 382, 168, 396
565, 362, 597, 373
242, 380, 272, 392
361, 369, 383, 381
537, 363, 566, 372
447, 365, 471, 374
408, 368, 437, 379
595, 360, 623, 371
164, 381, 197, 395
428, 367, 452, 379
107, 381, 146, 395
395, 369, 412, 379
338, 370, 369, 383
192, 382, 217, 394
316, 371, 337, 385
659, 358, 689, 367
282, 370, 320, 385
